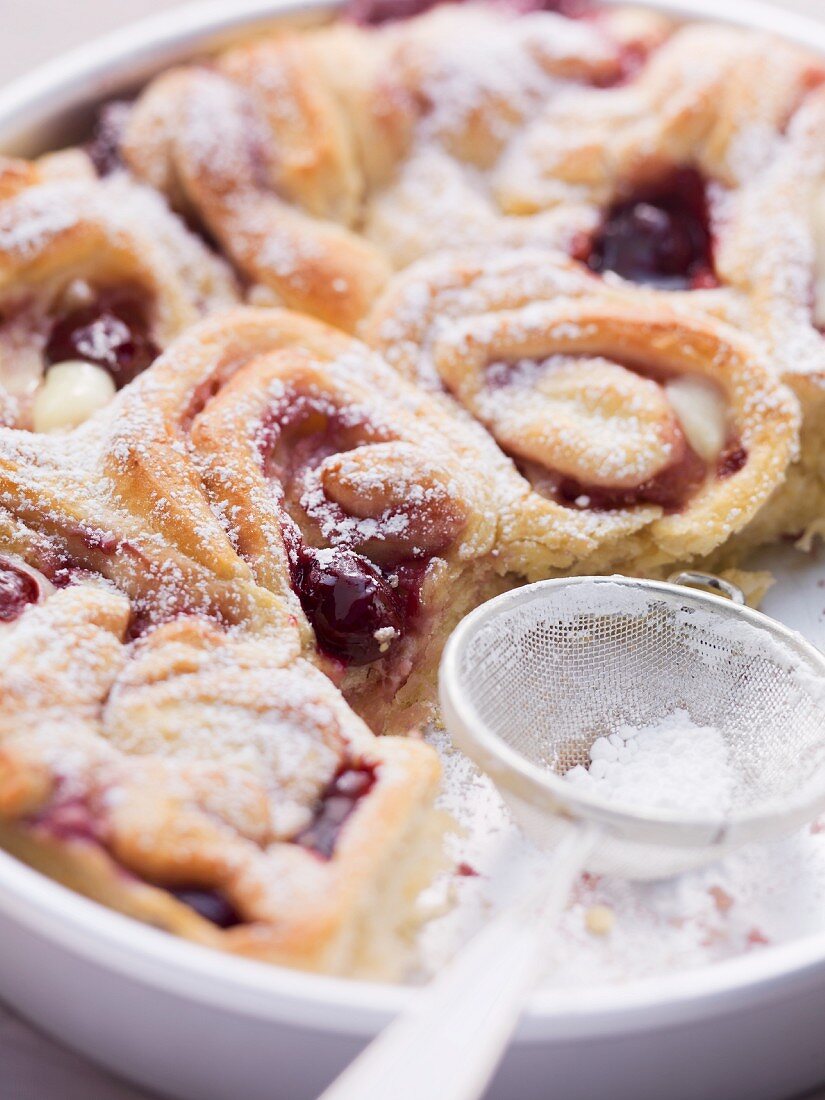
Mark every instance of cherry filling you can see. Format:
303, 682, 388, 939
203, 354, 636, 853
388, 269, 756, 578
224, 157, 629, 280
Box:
45, 289, 159, 388
295, 761, 377, 859
26, 791, 244, 930
346, 0, 442, 23
26, 796, 101, 844
169, 887, 243, 929
289, 545, 407, 667
345, 0, 592, 25
580, 169, 718, 290
539, 443, 708, 513
0, 560, 40, 622
263, 397, 432, 668
717, 444, 747, 480
123, 593, 221, 643
86, 100, 131, 177
508, 0, 594, 15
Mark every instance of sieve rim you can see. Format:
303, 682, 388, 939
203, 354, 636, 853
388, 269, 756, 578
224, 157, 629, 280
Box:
439, 576, 825, 850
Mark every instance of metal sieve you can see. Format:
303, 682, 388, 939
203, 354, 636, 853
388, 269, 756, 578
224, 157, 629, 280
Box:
322, 574, 825, 1100
440, 573, 825, 879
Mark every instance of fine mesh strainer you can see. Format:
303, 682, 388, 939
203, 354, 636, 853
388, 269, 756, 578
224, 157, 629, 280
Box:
321, 574, 825, 1100
442, 573, 825, 880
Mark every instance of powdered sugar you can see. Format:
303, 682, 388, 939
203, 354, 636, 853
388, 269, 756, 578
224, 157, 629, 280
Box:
0, 0, 824, 987
419, 717, 825, 988
416, 550, 825, 986
563, 710, 736, 817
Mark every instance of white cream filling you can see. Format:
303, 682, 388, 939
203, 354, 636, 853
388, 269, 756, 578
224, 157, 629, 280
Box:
664, 375, 727, 464
33, 360, 116, 433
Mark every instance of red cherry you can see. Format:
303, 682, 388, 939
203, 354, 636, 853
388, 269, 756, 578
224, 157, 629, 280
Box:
0, 560, 40, 622
584, 169, 717, 290
170, 887, 243, 929
45, 291, 159, 388
292, 547, 403, 666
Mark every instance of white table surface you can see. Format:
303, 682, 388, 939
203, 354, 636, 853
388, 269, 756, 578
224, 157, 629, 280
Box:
2, 0, 825, 1097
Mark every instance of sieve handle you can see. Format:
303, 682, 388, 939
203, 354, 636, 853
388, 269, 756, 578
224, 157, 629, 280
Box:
316, 823, 600, 1100
667, 570, 746, 605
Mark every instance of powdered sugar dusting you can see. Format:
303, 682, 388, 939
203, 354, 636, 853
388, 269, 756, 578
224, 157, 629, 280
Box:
420, 723, 825, 988
563, 710, 736, 816
1, 0, 825, 983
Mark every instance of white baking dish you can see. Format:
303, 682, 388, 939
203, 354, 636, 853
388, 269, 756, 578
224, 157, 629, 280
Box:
1, 3, 825, 1099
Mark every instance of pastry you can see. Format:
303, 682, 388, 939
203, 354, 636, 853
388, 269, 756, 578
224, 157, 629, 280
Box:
0, 575, 441, 977
358, 3, 672, 266
120, 37, 391, 332
107, 306, 508, 731
0, 0, 823, 976
364, 247, 800, 578
0, 156, 238, 430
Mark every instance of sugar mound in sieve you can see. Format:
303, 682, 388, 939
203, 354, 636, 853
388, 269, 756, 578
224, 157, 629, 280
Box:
563, 709, 737, 816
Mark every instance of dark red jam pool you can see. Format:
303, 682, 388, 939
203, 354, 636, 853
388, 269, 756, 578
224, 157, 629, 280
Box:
0, 560, 41, 622
169, 887, 243, 929
581, 168, 718, 291
544, 440, 708, 513
263, 394, 433, 668
86, 100, 131, 177
346, 0, 593, 24
295, 762, 378, 859
290, 546, 404, 666
45, 289, 159, 388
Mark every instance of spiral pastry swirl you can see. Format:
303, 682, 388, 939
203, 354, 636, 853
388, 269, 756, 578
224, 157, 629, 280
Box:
365, 248, 800, 577
0, 578, 440, 976
494, 24, 823, 213
105, 307, 504, 730
121, 36, 392, 332
0, 157, 238, 431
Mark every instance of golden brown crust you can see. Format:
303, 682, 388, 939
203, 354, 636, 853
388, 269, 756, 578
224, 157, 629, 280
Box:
0, 162, 238, 428
364, 248, 800, 577
107, 307, 504, 730
122, 55, 390, 332
2, 1, 825, 978
0, 584, 442, 977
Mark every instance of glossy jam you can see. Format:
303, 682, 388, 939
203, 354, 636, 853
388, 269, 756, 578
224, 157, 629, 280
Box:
717, 444, 747, 479
45, 290, 159, 388
582, 169, 718, 290
545, 442, 708, 513
290, 545, 405, 666
0, 560, 40, 622
265, 397, 430, 668
295, 762, 377, 859
169, 887, 243, 929
346, 0, 593, 24
86, 101, 131, 177
390, 559, 430, 622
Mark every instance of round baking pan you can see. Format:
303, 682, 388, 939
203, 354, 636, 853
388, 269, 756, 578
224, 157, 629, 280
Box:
0, 3, 824, 1098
